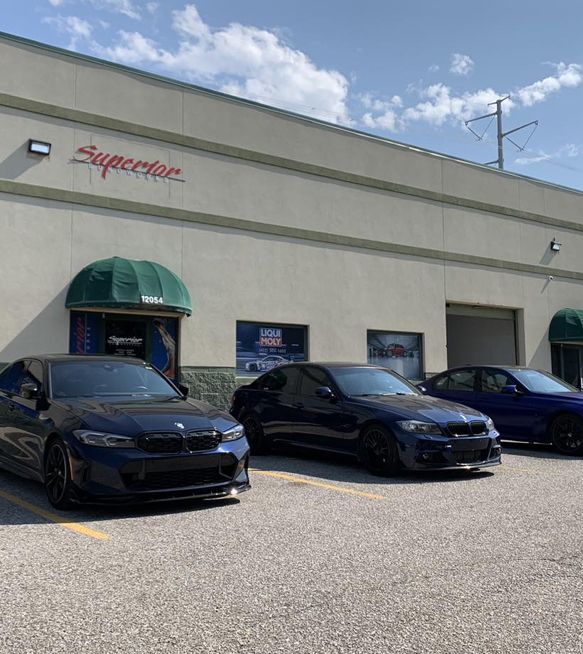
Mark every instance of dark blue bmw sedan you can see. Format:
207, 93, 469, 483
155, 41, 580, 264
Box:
420, 365, 583, 455
230, 363, 501, 474
0, 355, 250, 509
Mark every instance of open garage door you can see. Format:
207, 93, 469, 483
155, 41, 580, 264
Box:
446, 304, 517, 367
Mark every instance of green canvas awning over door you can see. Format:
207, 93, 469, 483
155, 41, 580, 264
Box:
66, 257, 192, 315
549, 308, 583, 342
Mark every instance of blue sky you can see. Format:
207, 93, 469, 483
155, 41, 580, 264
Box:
3, 0, 583, 190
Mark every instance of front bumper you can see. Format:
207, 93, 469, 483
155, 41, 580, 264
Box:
395, 430, 502, 471
64, 435, 251, 504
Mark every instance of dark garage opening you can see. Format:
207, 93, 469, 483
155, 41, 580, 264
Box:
446, 304, 517, 368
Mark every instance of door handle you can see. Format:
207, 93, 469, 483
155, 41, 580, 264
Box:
294, 402, 304, 409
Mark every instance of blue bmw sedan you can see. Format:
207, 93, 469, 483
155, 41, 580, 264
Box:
420, 365, 583, 455
0, 355, 250, 509
230, 363, 501, 475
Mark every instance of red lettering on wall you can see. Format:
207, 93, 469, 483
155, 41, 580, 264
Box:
101, 154, 125, 179
73, 146, 185, 181
75, 145, 97, 161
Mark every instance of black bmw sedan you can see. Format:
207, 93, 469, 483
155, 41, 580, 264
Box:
230, 363, 501, 475
0, 355, 250, 509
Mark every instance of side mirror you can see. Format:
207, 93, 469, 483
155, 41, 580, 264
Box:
501, 384, 520, 395
20, 382, 40, 400
177, 383, 189, 398
417, 385, 428, 394
315, 386, 335, 400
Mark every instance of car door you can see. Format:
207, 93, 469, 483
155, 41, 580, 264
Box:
0, 361, 28, 461
291, 366, 355, 452
428, 368, 480, 408
1, 359, 48, 474
472, 367, 537, 440
254, 366, 301, 440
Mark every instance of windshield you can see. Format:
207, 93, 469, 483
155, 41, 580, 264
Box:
50, 361, 179, 399
511, 369, 579, 394
332, 367, 419, 396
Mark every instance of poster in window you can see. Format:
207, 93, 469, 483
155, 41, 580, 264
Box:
151, 318, 178, 380
236, 322, 307, 375
367, 331, 423, 380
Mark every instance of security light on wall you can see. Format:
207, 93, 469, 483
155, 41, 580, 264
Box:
550, 238, 562, 252
28, 139, 51, 156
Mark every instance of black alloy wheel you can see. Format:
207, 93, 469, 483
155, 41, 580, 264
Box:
242, 415, 271, 455
361, 425, 400, 476
550, 414, 583, 455
44, 440, 75, 510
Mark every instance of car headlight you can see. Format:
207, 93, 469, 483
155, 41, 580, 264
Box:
72, 430, 136, 448
396, 420, 443, 435
485, 417, 496, 431
221, 424, 245, 442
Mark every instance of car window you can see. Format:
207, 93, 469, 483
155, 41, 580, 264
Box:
433, 374, 449, 390
481, 369, 513, 393
512, 369, 579, 393
300, 367, 334, 396
0, 361, 27, 394
23, 360, 44, 389
50, 361, 179, 398
259, 367, 300, 392
437, 369, 477, 392
332, 366, 418, 396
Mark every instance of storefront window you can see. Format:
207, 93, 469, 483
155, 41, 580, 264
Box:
236, 322, 308, 375
367, 330, 424, 381
69, 311, 179, 380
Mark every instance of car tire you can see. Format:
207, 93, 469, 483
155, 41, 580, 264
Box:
44, 439, 75, 510
360, 424, 401, 476
248, 363, 257, 372
242, 414, 271, 455
549, 413, 583, 455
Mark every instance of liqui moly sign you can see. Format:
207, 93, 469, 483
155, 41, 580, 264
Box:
72, 145, 185, 182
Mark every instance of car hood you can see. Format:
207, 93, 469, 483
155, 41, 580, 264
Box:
352, 394, 488, 423
53, 396, 238, 435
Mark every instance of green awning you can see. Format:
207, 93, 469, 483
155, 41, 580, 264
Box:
549, 308, 583, 342
66, 257, 192, 315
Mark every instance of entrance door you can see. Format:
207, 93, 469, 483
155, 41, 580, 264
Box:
551, 344, 583, 388
105, 316, 147, 359
69, 311, 179, 380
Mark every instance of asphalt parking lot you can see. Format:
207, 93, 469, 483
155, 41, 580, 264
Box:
1, 445, 583, 654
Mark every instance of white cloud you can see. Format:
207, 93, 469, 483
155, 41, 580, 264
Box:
517, 62, 583, 106
515, 143, 580, 165
89, 0, 141, 19
450, 53, 474, 76
146, 2, 158, 14
94, 3, 352, 124
46, 0, 142, 18
402, 84, 513, 126
428, 64, 440, 73
43, 15, 93, 48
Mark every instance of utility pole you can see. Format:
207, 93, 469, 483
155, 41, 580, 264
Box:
465, 96, 538, 170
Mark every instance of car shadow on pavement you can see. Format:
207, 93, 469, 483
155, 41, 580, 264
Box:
250, 444, 496, 486
0, 468, 241, 527
501, 440, 583, 461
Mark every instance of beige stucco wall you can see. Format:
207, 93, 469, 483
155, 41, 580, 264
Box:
2, 34, 583, 377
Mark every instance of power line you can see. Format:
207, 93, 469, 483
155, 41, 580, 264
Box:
464, 96, 538, 169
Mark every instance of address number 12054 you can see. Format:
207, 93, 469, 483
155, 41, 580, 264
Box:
141, 295, 164, 304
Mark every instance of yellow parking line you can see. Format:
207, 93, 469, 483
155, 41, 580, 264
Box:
0, 490, 110, 541
250, 469, 386, 500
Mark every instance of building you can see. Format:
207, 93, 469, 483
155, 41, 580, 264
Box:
2, 31, 583, 407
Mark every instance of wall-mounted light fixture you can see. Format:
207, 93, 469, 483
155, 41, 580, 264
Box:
550, 238, 562, 252
28, 139, 51, 156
